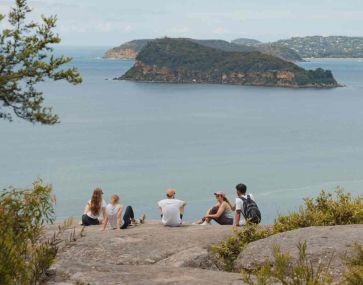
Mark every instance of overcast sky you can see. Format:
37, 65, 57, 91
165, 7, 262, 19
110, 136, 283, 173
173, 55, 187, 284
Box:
1, 0, 362, 46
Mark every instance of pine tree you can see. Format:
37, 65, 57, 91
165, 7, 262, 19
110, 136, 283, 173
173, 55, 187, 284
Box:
0, 0, 82, 124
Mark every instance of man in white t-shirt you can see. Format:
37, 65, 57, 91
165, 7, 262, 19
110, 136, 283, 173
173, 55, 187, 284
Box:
234, 183, 255, 226
158, 188, 187, 227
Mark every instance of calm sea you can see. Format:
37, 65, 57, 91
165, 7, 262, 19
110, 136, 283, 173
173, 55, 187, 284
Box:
1, 47, 363, 223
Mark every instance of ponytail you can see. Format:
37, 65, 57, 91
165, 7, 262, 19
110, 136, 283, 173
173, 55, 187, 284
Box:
223, 196, 233, 209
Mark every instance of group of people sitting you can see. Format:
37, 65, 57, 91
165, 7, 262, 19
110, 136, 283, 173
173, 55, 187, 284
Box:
81, 183, 261, 230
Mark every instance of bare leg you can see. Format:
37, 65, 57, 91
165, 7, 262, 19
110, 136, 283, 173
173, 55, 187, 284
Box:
204, 206, 219, 223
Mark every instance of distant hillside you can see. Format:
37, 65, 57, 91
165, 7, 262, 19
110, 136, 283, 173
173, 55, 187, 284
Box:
120, 38, 338, 88
104, 38, 302, 62
231, 38, 262, 46
273, 36, 363, 58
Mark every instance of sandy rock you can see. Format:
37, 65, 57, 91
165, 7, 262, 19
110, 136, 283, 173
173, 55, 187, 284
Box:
45, 220, 245, 285
234, 224, 363, 281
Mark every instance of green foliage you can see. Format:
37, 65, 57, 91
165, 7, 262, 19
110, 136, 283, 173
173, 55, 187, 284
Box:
212, 189, 363, 271
211, 224, 273, 271
343, 244, 363, 285
0, 0, 82, 124
273, 188, 363, 233
0, 179, 56, 285
295, 68, 337, 86
135, 38, 301, 73
242, 242, 333, 285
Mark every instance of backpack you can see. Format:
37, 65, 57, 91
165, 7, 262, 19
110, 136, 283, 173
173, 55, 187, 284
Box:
240, 195, 261, 224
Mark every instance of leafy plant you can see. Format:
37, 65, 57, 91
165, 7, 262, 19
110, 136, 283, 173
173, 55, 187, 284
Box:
0, 179, 57, 285
273, 188, 363, 233
211, 224, 272, 271
343, 244, 363, 285
0, 0, 82, 124
242, 242, 333, 285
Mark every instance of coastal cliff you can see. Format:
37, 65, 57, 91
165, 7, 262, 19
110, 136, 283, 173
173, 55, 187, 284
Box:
119, 38, 339, 88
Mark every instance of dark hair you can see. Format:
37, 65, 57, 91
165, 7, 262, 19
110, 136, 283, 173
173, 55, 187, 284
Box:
90, 188, 103, 216
236, 183, 247, 194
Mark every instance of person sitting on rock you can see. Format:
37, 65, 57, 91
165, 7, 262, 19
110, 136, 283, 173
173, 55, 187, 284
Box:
234, 183, 261, 225
102, 194, 145, 230
81, 188, 107, 226
158, 188, 186, 227
193, 192, 233, 225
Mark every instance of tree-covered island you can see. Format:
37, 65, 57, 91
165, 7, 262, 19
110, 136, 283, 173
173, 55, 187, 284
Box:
119, 38, 339, 88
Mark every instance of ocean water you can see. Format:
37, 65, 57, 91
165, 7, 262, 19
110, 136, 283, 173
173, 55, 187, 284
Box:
1, 47, 363, 223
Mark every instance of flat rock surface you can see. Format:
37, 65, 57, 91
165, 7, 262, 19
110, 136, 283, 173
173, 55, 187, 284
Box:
234, 224, 363, 281
45, 221, 245, 285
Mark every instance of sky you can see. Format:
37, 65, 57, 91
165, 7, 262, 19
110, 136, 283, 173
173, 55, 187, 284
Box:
1, 0, 363, 47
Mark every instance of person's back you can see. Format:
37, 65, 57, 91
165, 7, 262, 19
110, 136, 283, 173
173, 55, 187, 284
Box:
158, 189, 186, 227
105, 202, 122, 229
235, 183, 260, 226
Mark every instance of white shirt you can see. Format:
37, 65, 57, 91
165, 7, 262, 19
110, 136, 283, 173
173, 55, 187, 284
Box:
158, 198, 185, 227
105, 203, 123, 229
235, 194, 255, 226
86, 199, 107, 219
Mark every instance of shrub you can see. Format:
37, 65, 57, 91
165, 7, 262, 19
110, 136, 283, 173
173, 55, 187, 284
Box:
211, 224, 273, 271
242, 242, 333, 285
273, 188, 363, 233
343, 244, 363, 285
0, 179, 56, 285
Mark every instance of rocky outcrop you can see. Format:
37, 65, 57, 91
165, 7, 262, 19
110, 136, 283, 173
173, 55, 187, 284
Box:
234, 224, 363, 281
44, 222, 363, 284
104, 48, 137, 59
121, 61, 338, 88
45, 221, 245, 285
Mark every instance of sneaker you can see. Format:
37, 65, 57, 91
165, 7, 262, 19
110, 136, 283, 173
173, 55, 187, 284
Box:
201, 221, 210, 225
139, 214, 146, 224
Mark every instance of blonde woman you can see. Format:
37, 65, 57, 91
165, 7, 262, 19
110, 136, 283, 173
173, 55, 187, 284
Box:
81, 188, 107, 226
102, 194, 145, 230
193, 192, 234, 225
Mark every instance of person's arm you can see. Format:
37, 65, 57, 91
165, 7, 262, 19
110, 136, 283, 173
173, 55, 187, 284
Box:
101, 200, 107, 220
84, 202, 90, 214
101, 213, 108, 231
206, 203, 226, 218
235, 210, 241, 227
117, 205, 123, 229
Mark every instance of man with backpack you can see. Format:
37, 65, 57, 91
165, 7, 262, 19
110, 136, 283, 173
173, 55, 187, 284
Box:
234, 183, 261, 226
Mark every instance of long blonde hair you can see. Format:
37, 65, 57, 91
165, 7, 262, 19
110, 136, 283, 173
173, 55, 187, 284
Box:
222, 196, 233, 209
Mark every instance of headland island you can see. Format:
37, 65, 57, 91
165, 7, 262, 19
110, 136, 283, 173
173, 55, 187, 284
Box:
116, 38, 339, 88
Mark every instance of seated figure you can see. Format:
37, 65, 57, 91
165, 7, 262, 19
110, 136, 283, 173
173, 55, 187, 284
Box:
193, 192, 234, 225
102, 194, 145, 230
158, 188, 186, 227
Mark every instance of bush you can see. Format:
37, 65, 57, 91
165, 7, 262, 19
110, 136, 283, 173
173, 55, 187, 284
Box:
343, 244, 363, 285
242, 242, 333, 285
212, 189, 363, 271
0, 179, 56, 285
211, 224, 273, 271
273, 188, 363, 233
